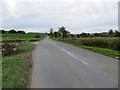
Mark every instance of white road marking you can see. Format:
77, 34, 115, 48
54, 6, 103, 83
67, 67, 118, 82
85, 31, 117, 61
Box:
61, 49, 66, 52
50, 41, 89, 66
86, 53, 90, 56
61, 48, 89, 65
50, 41, 59, 47
66, 52, 78, 59
80, 60, 89, 65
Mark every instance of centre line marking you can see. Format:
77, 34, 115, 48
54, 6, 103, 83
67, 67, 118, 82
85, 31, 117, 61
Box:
67, 52, 89, 65
61, 49, 66, 52
66, 52, 78, 59
61, 48, 89, 65
80, 60, 89, 65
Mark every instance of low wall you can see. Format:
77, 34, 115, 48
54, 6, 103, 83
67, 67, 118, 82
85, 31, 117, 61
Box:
1, 41, 29, 55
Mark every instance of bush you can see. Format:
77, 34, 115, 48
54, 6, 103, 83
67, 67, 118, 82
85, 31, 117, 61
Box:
29, 38, 40, 42
35, 35, 41, 38
77, 37, 120, 50
109, 38, 120, 50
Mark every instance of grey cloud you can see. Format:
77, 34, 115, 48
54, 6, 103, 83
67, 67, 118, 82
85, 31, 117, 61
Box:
2, 0, 118, 33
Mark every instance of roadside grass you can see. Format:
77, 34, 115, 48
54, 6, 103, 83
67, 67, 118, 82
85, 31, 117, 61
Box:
2, 43, 36, 88
2, 56, 31, 88
52, 38, 120, 60
0, 55, 2, 89
13, 43, 36, 55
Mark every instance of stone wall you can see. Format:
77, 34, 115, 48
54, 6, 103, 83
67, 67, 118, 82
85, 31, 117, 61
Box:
1, 41, 29, 55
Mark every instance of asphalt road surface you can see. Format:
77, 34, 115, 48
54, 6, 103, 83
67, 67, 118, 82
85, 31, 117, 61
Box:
30, 37, 118, 88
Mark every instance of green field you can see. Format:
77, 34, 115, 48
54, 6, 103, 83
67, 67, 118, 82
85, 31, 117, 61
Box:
1, 33, 47, 41
2, 33, 47, 38
1, 33, 47, 42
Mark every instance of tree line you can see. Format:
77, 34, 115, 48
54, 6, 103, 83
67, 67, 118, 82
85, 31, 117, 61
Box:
0, 29, 26, 34
48, 27, 120, 39
48, 27, 70, 40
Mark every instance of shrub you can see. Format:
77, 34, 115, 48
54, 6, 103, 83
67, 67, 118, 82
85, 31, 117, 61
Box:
35, 35, 41, 38
76, 37, 120, 51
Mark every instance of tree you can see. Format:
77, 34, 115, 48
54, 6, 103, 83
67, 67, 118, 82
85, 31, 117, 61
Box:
87, 33, 91, 37
54, 32, 58, 38
57, 32, 61, 37
76, 34, 80, 38
50, 28, 53, 37
9, 29, 17, 33
80, 32, 89, 37
58, 26, 70, 40
100, 33, 108, 37
17, 31, 25, 34
109, 29, 114, 36
114, 30, 120, 37
70, 34, 75, 38
94, 33, 100, 37
0, 30, 6, 34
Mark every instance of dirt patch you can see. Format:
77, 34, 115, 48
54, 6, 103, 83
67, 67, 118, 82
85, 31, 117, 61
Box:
16, 51, 32, 60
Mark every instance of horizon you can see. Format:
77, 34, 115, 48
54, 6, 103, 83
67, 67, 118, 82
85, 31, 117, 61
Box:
1, 29, 114, 34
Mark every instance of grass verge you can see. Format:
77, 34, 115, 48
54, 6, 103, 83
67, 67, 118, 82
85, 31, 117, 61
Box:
52, 38, 120, 60
2, 43, 36, 88
0, 55, 2, 89
2, 56, 31, 88
13, 43, 36, 55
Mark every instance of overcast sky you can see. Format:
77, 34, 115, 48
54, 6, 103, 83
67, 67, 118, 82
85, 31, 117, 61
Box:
1, 0, 119, 33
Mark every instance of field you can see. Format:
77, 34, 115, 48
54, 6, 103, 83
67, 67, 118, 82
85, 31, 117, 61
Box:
2, 33, 46, 38
1, 33, 47, 42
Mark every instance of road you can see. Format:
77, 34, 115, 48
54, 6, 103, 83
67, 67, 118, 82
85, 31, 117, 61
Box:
30, 37, 118, 88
